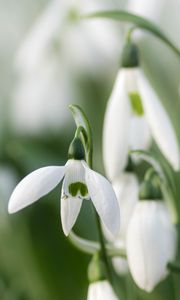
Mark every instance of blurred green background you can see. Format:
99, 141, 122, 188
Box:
0, 0, 180, 299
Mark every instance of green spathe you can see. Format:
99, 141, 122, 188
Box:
121, 42, 139, 68
68, 137, 85, 160
69, 182, 88, 197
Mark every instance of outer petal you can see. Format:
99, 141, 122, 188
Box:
103, 69, 131, 181
138, 70, 180, 171
83, 163, 120, 237
8, 166, 65, 213
127, 201, 177, 292
60, 184, 83, 236
87, 280, 118, 300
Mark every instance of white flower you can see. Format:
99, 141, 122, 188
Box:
103, 68, 180, 181
127, 201, 177, 292
103, 172, 139, 275
8, 159, 120, 237
87, 280, 119, 300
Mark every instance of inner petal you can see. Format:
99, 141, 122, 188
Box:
63, 159, 89, 199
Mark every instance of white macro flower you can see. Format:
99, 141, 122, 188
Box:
87, 280, 119, 300
103, 68, 180, 181
127, 201, 177, 292
8, 159, 120, 237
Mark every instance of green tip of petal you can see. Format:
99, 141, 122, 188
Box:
69, 182, 88, 197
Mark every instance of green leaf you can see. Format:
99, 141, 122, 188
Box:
82, 10, 180, 57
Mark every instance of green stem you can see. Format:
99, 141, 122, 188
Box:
94, 209, 113, 283
68, 231, 126, 257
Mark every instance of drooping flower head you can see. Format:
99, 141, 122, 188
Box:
8, 137, 120, 237
103, 42, 180, 181
127, 171, 177, 292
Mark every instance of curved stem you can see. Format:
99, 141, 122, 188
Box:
82, 10, 180, 57
126, 26, 137, 43
68, 231, 127, 258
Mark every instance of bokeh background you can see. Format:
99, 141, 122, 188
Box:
0, 0, 180, 299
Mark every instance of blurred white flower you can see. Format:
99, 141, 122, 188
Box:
127, 201, 177, 292
15, 0, 122, 75
11, 57, 73, 135
112, 240, 129, 276
113, 172, 139, 242
103, 172, 139, 275
8, 156, 120, 237
103, 68, 180, 181
12, 0, 124, 135
87, 280, 119, 300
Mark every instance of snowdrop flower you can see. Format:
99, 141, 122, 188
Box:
103, 43, 180, 181
87, 280, 119, 300
8, 138, 120, 237
103, 171, 139, 275
127, 200, 177, 292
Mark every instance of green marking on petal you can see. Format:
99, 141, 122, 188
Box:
129, 92, 144, 116
69, 182, 88, 197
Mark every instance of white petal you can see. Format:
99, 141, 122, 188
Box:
138, 70, 180, 171
63, 159, 88, 198
113, 173, 139, 243
129, 115, 151, 150
60, 186, 82, 236
83, 162, 120, 237
127, 201, 177, 292
87, 280, 118, 300
8, 166, 65, 213
103, 69, 131, 181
